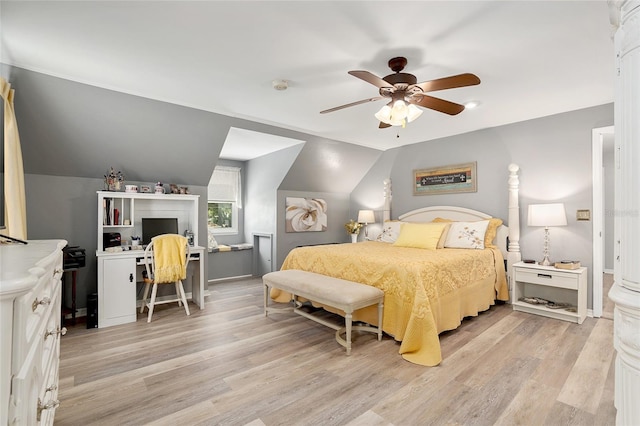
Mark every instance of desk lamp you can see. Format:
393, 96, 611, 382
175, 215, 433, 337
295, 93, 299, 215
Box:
358, 210, 375, 240
527, 203, 567, 266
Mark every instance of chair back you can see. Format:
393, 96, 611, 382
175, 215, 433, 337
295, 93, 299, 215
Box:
143, 234, 190, 284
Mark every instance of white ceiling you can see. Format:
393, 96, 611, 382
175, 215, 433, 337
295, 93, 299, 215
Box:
220, 127, 305, 161
0, 1, 615, 154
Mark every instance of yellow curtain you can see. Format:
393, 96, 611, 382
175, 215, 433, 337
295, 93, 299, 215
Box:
1, 77, 27, 240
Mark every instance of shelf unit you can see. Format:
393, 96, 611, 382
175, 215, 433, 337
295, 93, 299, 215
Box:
97, 191, 199, 251
96, 191, 203, 328
512, 261, 587, 324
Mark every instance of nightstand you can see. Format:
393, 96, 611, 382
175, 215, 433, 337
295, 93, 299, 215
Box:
512, 261, 587, 324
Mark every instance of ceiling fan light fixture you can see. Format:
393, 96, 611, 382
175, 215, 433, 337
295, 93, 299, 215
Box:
391, 100, 408, 120
406, 104, 423, 123
376, 100, 421, 127
374, 104, 393, 124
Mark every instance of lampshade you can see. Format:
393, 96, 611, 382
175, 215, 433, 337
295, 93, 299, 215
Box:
357, 210, 375, 224
374, 101, 423, 127
527, 203, 568, 227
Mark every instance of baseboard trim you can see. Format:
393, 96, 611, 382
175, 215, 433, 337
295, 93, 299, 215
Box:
208, 274, 254, 284
64, 290, 212, 319
604, 269, 614, 274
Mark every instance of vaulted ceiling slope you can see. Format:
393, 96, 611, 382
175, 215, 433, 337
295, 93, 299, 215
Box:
0, 1, 614, 151
8, 66, 382, 191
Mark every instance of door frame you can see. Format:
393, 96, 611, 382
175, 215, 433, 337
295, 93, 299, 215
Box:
592, 125, 614, 318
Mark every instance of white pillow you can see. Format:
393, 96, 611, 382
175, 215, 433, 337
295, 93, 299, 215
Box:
444, 220, 490, 249
376, 221, 403, 243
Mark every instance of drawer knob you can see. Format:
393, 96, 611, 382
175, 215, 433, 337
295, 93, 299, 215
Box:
537, 273, 552, 279
37, 398, 60, 421
32, 297, 51, 312
44, 326, 67, 340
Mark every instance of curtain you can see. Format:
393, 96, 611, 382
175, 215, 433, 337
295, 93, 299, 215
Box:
1, 77, 27, 240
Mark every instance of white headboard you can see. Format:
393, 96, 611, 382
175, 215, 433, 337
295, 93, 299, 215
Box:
398, 206, 509, 257
383, 164, 522, 287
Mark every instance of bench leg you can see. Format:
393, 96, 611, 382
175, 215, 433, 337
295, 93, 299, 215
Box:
377, 300, 384, 341
264, 283, 269, 317
345, 312, 352, 355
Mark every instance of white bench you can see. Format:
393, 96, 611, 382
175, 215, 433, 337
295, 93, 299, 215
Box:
263, 269, 384, 355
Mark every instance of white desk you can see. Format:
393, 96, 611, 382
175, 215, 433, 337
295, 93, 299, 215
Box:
96, 245, 206, 328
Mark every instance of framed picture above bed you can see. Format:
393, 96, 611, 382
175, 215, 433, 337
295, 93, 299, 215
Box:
414, 161, 477, 195
285, 197, 328, 232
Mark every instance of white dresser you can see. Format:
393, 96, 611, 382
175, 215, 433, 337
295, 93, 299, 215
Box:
0, 240, 67, 425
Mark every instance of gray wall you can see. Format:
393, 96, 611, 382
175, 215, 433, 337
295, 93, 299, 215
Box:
351, 103, 614, 310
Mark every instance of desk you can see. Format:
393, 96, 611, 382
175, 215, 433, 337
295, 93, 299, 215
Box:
96, 246, 206, 328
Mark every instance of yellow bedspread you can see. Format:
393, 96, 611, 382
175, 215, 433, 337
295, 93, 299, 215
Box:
273, 241, 508, 366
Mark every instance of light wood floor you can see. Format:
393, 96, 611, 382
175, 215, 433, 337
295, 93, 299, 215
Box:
56, 277, 617, 426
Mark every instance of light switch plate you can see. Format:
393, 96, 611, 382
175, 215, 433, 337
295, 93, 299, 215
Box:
577, 209, 591, 221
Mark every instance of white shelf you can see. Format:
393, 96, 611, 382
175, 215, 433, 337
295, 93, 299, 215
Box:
97, 191, 199, 251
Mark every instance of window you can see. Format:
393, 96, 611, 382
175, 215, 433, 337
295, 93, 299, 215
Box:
208, 166, 241, 234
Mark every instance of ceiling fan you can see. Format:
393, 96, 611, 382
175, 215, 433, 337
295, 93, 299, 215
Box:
320, 57, 480, 128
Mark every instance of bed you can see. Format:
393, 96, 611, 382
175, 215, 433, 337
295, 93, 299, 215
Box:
271, 164, 522, 366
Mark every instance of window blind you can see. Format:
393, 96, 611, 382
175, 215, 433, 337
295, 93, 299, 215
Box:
208, 166, 241, 206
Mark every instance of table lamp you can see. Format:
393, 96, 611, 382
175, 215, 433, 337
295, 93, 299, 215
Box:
358, 210, 375, 240
527, 203, 567, 266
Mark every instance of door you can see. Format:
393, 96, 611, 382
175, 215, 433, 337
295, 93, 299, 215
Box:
101, 257, 137, 326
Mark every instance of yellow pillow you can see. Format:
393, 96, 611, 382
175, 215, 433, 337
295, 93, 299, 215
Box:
432, 217, 503, 248
393, 222, 448, 250
484, 218, 503, 248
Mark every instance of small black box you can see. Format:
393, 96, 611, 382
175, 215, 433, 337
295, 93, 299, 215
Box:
63, 246, 86, 269
86, 293, 98, 329
103, 233, 121, 250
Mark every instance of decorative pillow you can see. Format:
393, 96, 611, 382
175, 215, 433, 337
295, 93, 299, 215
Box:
444, 220, 490, 249
376, 220, 403, 243
433, 217, 502, 248
393, 222, 448, 250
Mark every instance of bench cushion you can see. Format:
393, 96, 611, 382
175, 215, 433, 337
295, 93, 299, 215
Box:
263, 270, 383, 313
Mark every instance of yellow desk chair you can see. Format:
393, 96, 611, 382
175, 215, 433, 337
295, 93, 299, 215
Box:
140, 234, 191, 323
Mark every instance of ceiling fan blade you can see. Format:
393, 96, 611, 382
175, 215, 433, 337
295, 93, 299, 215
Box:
411, 95, 466, 115
320, 96, 384, 114
348, 70, 394, 89
379, 122, 391, 129
414, 73, 481, 93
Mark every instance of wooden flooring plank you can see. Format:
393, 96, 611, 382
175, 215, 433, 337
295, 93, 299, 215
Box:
557, 317, 615, 414
54, 277, 616, 425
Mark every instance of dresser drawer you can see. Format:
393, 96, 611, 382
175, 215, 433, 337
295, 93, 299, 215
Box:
13, 251, 63, 370
514, 269, 578, 290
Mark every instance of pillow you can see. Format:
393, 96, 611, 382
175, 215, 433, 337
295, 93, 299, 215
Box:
484, 218, 503, 248
433, 216, 502, 248
376, 220, 403, 243
436, 223, 452, 249
444, 220, 490, 249
393, 222, 448, 250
